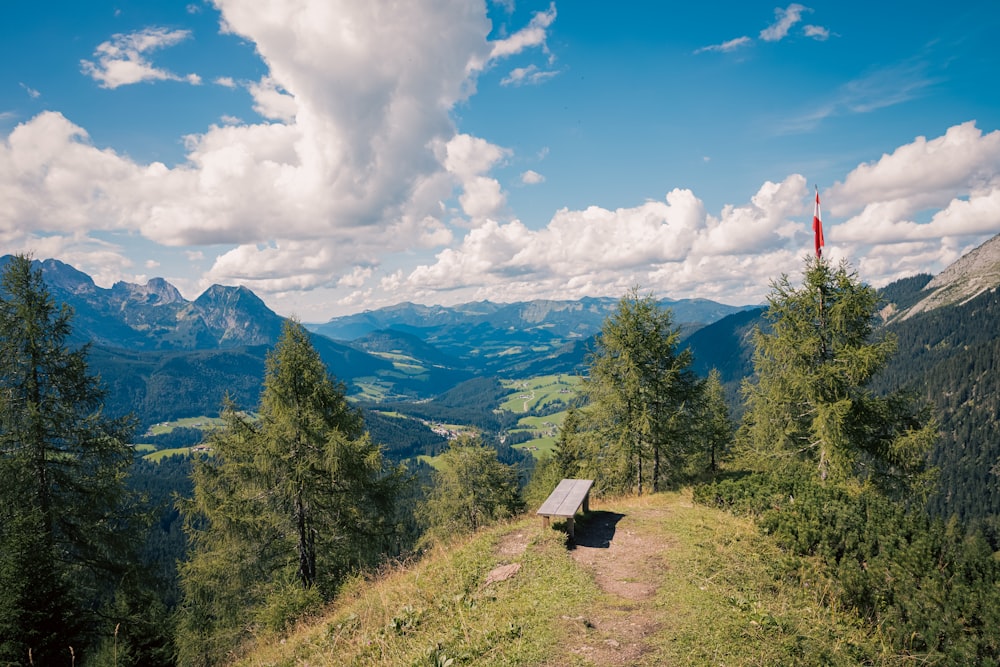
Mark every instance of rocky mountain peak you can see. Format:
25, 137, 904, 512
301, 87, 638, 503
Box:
902, 232, 1000, 319
111, 277, 184, 306
36, 258, 98, 295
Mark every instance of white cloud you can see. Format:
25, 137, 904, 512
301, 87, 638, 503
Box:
80, 28, 200, 89
488, 2, 556, 60
214, 76, 237, 88
443, 133, 510, 219
828, 122, 1000, 217
759, 3, 808, 42
501, 64, 559, 86
19, 83, 40, 99
404, 180, 806, 304
521, 170, 544, 185
246, 76, 297, 122
803, 24, 829, 40
398, 117, 1000, 308
694, 36, 751, 55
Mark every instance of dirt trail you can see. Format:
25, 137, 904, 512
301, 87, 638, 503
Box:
557, 502, 672, 666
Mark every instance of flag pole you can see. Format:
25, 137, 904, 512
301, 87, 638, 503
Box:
814, 184, 827, 360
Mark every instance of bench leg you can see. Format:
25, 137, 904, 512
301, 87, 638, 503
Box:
566, 517, 575, 540
541, 515, 550, 530
582, 492, 590, 514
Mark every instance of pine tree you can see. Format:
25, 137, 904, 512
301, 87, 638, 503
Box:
176, 320, 400, 666
738, 257, 935, 493
0, 254, 137, 665
698, 369, 733, 473
581, 287, 700, 495
417, 436, 524, 542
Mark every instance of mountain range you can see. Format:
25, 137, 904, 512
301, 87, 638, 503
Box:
1, 254, 750, 425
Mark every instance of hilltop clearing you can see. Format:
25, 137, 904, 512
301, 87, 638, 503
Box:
236, 491, 882, 666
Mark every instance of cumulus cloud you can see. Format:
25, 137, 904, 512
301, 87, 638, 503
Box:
403, 178, 809, 305
521, 170, 544, 185
5, 1, 512, 299
80, 28, 200, 88
398, 120, 1000, 307
823, 122, 1000, 262
443, 133, 510, 219
828, 122, 1000, 217
759, 3, 808, 42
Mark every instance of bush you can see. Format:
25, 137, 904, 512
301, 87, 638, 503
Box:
695, 471, 1000, 663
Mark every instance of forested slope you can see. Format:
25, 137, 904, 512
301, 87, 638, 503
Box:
875, 287, 1000, 524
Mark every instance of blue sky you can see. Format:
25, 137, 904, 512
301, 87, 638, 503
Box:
2, 1, 999, 320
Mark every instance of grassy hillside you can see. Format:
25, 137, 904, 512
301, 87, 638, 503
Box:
500, 374, 581, 457
234, 491, 884, 666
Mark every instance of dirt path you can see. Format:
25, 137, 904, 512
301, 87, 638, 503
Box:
557, 502, 673, 666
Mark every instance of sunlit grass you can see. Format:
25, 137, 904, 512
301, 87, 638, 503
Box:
233, 492, 889, 667
145, 415, 223, 436
235, 518, 597, 667
143, 447, 193, 462
499, 374, 581, 414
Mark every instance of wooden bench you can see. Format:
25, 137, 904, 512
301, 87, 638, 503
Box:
537, 478, 594, 539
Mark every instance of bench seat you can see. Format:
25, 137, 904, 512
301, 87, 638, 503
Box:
536, 478, 594, 539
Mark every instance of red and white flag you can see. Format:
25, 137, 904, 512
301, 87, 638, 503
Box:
812, 186, 825, 258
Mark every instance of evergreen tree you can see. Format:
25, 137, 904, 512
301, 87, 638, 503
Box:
176, 320, 400, 666
738, 257, 935, 494
417, 436, 524, 542
581, 287, 700, 495
697, 369, 733, 473
0, 254, 138, 665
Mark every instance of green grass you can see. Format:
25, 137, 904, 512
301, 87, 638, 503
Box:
506, 410, 568, 459
143, 447, 194, 462
512, 435, 557, 457
351, 379, 395, 402
235, 520, 595, 667
499, 374, 581, 414
145, 416, 223, 436
132, 443, 156, 453
234, 491, 889, 666
415, 454, 442, 470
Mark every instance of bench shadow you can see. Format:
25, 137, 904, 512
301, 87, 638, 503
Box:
571, 511, 625, 549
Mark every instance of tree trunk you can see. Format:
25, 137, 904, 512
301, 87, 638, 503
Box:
296, 487, 316, 588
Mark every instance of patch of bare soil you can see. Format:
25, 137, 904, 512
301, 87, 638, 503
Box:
494, 529, 530, 558
555, 503, 672, 666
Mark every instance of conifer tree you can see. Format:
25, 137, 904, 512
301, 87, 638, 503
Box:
417, 435, 523, 542
698, 369, 733, 472
739, 257, 935, 493
176, 320, 399, 666
0, 254, 137, 665
581, 287, 700, 495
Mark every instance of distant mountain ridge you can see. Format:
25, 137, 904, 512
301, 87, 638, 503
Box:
310, 296, 749, 342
